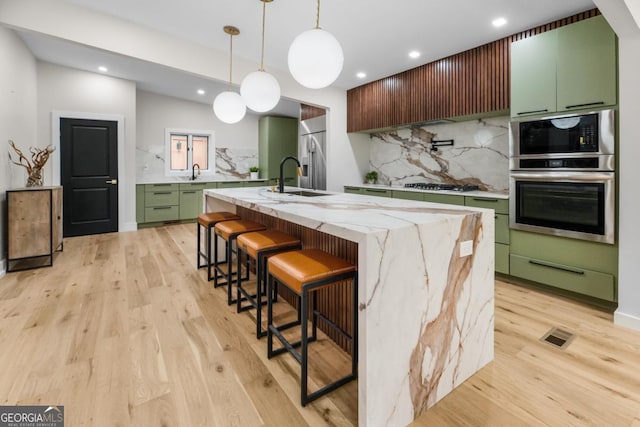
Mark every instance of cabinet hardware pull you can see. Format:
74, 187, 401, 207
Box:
473, 198, 498, 202
517, 109, 548, 115
528, 260, 585, 275
183, 191, 197, 194
153, 206, 172, 210
153, 192, 172, 195
153, 184, 171, 186
565, 101, 605, 109
366, 189, 387, 193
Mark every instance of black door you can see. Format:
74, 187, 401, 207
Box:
61, 118, 118, 237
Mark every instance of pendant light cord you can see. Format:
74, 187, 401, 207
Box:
260, 0, 266, 71
228, 33, 234, 89
315, 0, 321, 29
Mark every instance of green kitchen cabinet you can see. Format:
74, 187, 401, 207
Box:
362, 188, 391, 198
258, 116, 298, 181
392, 190, 423, 201
243, 180, 267, 187
423, 193, 464, 205
179, 189, 202, 220
464, 196, 508, 214
511, 30, 558, 117
495, 243, 510, 275
344, 186, 363, 194
217, 181, 243, 189
556, 15, 617, 112
136, 185, 145, 224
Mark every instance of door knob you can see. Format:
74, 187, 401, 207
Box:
106, 179, 118, 184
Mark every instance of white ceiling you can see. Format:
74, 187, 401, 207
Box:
16, 0, 595, 111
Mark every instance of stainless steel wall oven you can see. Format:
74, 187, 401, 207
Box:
509, 109, 615, 244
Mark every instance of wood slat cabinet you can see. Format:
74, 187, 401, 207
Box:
7, 186, 63, 272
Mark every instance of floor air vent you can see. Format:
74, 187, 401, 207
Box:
540, 327, 575, 350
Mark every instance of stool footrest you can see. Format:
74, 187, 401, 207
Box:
314, 311, 353, 342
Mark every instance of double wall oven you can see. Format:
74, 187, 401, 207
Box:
509, 109, 615, 244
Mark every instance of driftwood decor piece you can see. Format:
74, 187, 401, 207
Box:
8, 140, 55, 187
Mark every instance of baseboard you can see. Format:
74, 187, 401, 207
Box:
120, 222, 138, 232
614, 310, 640, 332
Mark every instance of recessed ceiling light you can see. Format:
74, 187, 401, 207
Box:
197, 89, 205, 95
492, 17, 507, 27
409, 51, 420, 59
98, 66, 108, 72
356, 72, 367, 79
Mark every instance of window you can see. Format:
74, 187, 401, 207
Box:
165, 128, 215, 177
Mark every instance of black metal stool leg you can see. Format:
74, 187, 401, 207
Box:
301, 288, 309, 406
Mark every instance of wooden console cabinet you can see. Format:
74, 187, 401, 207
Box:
7, 186, 63, 272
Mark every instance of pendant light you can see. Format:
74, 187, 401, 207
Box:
288, 0, 343, 89
240, 0, 281, 113
213, 26, 247, 124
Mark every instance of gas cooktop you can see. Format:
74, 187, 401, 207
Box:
404, 183, 480, 192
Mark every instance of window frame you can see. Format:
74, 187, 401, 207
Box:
164, 128, 215, 178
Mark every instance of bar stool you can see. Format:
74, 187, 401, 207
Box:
213, 219, 266, 305
236, 230, 302, 338
197, 211, 240, 281
266, 249, 358, 406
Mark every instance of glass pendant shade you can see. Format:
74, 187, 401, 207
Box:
288, 28, 344, 89
213, 90, 246, 124
240, 70, 281, 112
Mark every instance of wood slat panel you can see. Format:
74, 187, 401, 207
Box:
300, 104, 326, 121
238, 207, 358, 353
347, 8, 601, 132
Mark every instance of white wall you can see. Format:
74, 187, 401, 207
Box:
136, 90, 260, 182
0, 26, 37, 276
0, 0, 364, 192
37, 61, 137, 231
594, 0, 640, 330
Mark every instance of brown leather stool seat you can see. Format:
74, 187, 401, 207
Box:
196, 211, 240, 281
213, 219, 266, 305
236, 230, 302, 338
266, 249, 358, 406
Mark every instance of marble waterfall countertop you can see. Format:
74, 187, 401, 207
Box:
204, 187, 495, 426
348, 183, 509, 199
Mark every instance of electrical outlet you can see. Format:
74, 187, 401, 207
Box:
460, 240, 473, 257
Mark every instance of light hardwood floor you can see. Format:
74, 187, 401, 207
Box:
0, 224, 638, 426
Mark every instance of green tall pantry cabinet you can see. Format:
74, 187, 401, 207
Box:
258, 116, 298, 185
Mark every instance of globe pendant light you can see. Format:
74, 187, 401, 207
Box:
240, 0, 281, 113
288, 0, 343, 89
213, 26, 246, 124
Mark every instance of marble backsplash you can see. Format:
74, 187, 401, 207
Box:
369, 116, 509, 193
136, 146, 258, 182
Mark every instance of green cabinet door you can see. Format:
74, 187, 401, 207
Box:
259, 116, 298, 181
423, 193, 464, 205
136, 185, 145, 224
392, 190, 423, 201
217, 181, 243, 189
557, 15, 617, 112
179, 190, 202, 220
362, 188, 391, 197
344, 186, 363, 194
511, 30, 558, 117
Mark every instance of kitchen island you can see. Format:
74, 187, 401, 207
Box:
204, 187, 494, 426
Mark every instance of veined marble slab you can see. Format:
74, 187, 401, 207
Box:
204, 187, 495, 426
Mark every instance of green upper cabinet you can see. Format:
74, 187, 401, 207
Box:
258, 116, 298, 181
556, 15, 617, 112
511, 30, 558, 117
511, 15, 617, 118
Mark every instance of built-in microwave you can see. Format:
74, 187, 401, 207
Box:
510, 109, 615, 171
509, 171, 615, 244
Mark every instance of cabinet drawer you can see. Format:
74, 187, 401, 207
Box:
179, 182, 210, 190
423, 193, 464, 206
145, 191, 179, 206
145, 183, 179, 192
495, 243, 509, 275
392, 190, 423, 201
495, 213, 510, 245
145, 205, 180, 222
217, 181, 243, 189
510, 254, 615, 301
344, 186, 363, 194
465, 196, 508, 214
243, 180, 267, 187
362, 188, 391, 197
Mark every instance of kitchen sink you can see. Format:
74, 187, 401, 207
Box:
283, 190, 333, 197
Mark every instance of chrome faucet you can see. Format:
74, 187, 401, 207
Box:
191, 163, 200, 180
279, 156, 302, 193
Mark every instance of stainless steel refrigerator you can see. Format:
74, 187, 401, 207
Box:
298, 115, 327, 190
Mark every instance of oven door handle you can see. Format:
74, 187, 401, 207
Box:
528, 259, 585, 275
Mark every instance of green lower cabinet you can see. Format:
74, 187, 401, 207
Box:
145, 190, 179, 207
510, 254, 615, 302
344, 186, 363, 194
179, 190, 202, 220
423, 193, 464, 205
136, 185, 145, 224
362, 188, 391, 197
217, 181, 243, 189
495, 214, 510, 245
464, 196, 508, 214
145, 206, 179, 222
243, 180, 267, 187
495, 243, 510, 275
392, 190, 423, 201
